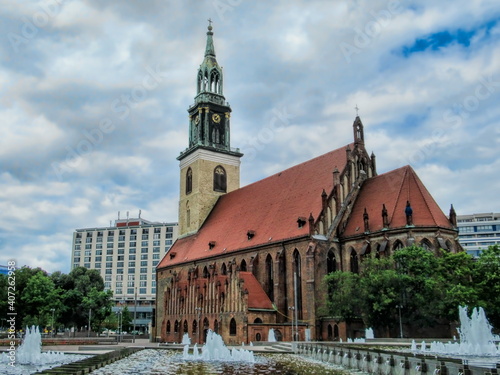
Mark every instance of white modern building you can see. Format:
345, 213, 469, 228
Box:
457, 213, 500, 257
71, 215, 178, 332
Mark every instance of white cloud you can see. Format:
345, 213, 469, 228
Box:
0, 0, 499, 273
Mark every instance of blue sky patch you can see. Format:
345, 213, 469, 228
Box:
400, 19, 498, 57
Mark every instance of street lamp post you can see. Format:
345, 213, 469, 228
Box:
88, 308, 92, 338
288, 306, 295, 342
133, 287, 137, 343
116, 309, 122, 342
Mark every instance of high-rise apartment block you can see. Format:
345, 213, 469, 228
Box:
71, 216, 178, 332
457, 213, 500, 257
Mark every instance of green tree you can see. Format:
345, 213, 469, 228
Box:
53, 267, 107, 330
21, 272, 62, 329
324, 245, 482, 336
121, 306, 133, 332
103, 313, 118, 332
435, 250, 477, 322
83, 288, 114, 333
393, 246, 442, 328
12, 267, 49, 330
474, 245, 500, 329
359, 256, 401, 333
324, 271, 363, 323
0, 275, 8, 328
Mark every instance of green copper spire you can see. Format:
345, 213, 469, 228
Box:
205, 19, 215, 57
195, 20, 224, 104
178, 21, 242, 162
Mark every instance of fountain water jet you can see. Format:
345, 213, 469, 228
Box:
182, 329, 255, 362
412, 306, 500, 356
365, 327, 375, 339
0, 326, 67, 365
268, 328, 277, 342
181, 333, 191, 345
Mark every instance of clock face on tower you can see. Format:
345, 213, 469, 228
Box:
212, 113, 221, 123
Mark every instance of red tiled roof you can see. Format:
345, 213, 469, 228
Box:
239, 272, 273, 309
158, 145, 352, 268
342, 165, 453, 237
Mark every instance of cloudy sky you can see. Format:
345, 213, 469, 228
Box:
1, 0, 499, 273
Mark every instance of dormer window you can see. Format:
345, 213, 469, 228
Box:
169, 252, 177, 260
208, 241, 216, 250
247, 230, 255, 240
297, 217, 307, 228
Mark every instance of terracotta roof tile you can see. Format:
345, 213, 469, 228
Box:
158, 145, 352, 268
342, 165, 453, 237
239, 272, 273, 309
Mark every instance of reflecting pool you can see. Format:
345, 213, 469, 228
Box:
90, 349, 353, 375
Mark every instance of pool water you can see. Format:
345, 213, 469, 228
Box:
90, 349, 354, 375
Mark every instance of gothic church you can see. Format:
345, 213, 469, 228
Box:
155, 25, 460, 344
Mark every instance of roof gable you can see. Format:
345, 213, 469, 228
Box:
239, 271, 273, 310
342, 165, 453, 237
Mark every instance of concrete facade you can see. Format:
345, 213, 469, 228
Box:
72, 216, 178, 332
457, 213, 500, 257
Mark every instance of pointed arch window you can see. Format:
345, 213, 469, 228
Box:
293, 249, 303, 320
221, 263, 227, 275
240, 259, 247, 272
265, 254, 274, 301
203, 70, 209, 91
327, 250, 336, 274
229, 318, 237, 336
213, 166, 227, 192
210, 70, 220, 93
186, 168, 193, 195
166, 320, 171, 333
421, 238, 433, 251
393, 240, 404, 252
350, 248, 359, 273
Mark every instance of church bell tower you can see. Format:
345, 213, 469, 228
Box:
177, 22, 243, 236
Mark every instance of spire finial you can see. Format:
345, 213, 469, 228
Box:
204, 20, 215, 57
355, 104, 359, 116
